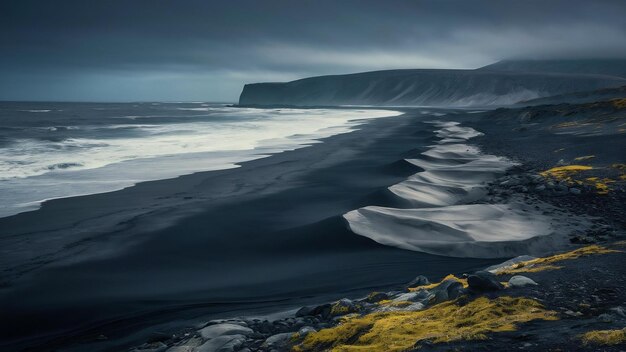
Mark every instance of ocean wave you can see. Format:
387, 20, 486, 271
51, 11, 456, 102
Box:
0, 106, 402, 217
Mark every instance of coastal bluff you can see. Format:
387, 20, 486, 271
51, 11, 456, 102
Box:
239, 60, 626, 107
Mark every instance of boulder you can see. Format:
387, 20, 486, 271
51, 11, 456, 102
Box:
262, 332, 294, 349
508, 275, 538, 288
405, 275, 429, 288
197, 335, 246, 352
430, 279, 464, 304
467, 271, 503, 292
569, 187, 582, 195
365, 291, 389, 303
199, 323, 253, 340
485, 255, 536, 273
296, 303, 332, 318
297, 326, 317, 337
330, 298, 358, 316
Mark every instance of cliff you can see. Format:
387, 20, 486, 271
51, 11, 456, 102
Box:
238, 67, 625, 107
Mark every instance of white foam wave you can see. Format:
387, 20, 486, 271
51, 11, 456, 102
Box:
0, 107, 401, 218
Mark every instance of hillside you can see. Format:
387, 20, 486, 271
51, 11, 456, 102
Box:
479, 59, 626, 79
517, 85, 626, 106
238, 64, 626, 107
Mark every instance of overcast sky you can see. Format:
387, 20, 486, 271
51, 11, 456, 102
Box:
1, 0, 625, 102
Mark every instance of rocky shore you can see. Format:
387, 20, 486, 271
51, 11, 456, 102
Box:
128, 240, 625, 352
127, 98, 626, 352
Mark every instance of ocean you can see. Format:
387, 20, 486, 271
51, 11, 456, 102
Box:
0, 102, 400, 218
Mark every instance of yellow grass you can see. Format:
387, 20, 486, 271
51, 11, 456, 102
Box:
408, 274, 468, 292
611, 98, 626, 109
581, 328, 626, 346
540, 165, 593, 181
294, 297, 558, 352
493, 245, 621, 275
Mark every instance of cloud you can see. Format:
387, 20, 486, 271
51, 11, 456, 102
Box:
1, 0, 625, 101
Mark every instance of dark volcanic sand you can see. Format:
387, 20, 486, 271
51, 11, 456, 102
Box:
0, 109, 499, 351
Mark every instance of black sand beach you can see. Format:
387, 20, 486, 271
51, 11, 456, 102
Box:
0, 109, 499, 351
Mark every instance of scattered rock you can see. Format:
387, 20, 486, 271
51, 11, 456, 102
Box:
405, 275, 429, 288
166, 337, 203, 352
262, 332, 293, 349
197, 334, 246, 352
297, 326, 317, 337
467, 271, 503, 292
365, 291, 389, 303
199, 323, 253, 340
430, 279, 464, 304
569, 187, 582, 195
486, 255, 536, 273
330, 299, 358, 316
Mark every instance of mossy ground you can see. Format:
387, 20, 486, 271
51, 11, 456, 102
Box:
493, 245, 621, 275
581, 328, 626, 346
539, 161, 626, 195
407, 274, 467, 292
294, 297, 557, 352
540, 165, 593, 181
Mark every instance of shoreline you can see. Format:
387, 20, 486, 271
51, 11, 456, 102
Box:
124, 108, 625, 351
0, 108, 501, 351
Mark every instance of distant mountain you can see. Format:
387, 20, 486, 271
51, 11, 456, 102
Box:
239, 60, 626, 107
478, 59, 626, 79
517, 85, 626, 106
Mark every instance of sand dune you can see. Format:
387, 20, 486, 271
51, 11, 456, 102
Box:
389, 121, 515, 207
344, 119, 574, 258
343, 203, 568, 258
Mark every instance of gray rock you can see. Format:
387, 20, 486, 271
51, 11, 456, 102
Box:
197, 335, 246, 352
610, 306, 626, 318
508, 275, 538, 288
405, 275, 429, 288
430, 279, 464, 304
393, 292, 423, 303
309, 304, 332, 318
486, 255, 536, 273
330, 298, 358, 316
166, 337, 203, 352
262, 333, 294, 349
364, 291, 389, 303
297, 326, 317, 337
295, 306, 313, 317
199, 323, 253, 340
467, 271, 503, 291
377, 301, 425, 312
134, 342, 168, 352
569, 187, 582, 195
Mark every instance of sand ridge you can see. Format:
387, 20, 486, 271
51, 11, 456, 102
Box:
344, 119, 583, 258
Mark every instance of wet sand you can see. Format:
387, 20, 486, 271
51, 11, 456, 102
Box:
0, 109, 499, 351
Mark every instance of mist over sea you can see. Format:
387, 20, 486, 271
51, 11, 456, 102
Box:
0, 102, 399, 217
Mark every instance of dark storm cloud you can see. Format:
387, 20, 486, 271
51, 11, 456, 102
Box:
1, 0, 625, 101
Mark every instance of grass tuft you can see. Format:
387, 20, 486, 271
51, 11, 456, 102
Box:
581, 328, 626, 346
493, 245, 620, 275
294, 296, 557, 352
